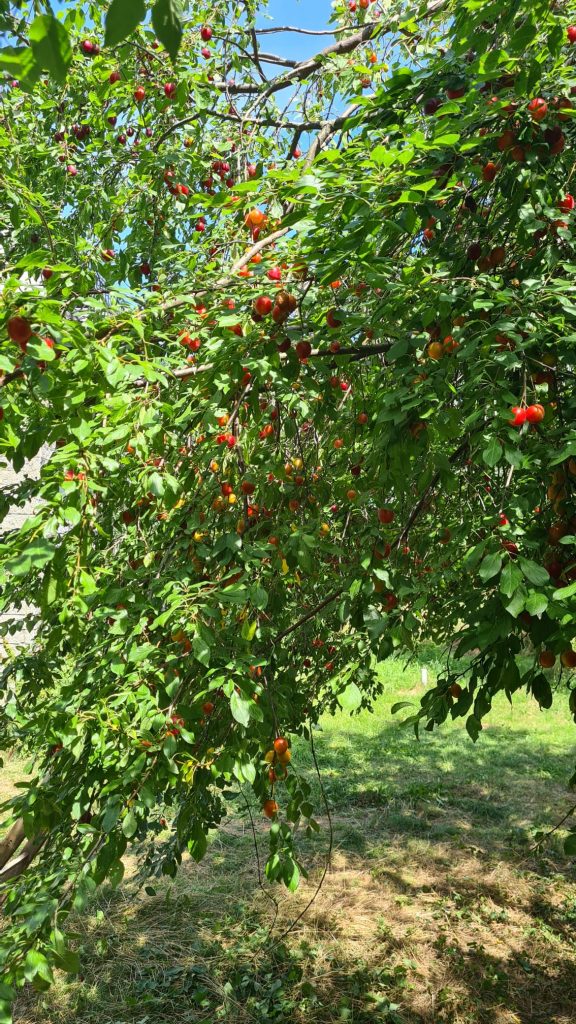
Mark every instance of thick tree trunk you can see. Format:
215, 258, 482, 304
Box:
0, 834, 46, 903
0, 819, 26, 870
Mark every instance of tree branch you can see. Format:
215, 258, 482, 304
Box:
212, 24, 377, 96
397, 436, 472, 544
0, 819, 25, 871
253, 25, 376, 36
0, 833, 46, 886
274, 590, 343, 644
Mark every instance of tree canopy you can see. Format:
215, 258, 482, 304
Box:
1, 0, 576, 1012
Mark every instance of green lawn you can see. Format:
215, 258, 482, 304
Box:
11, 658, 576, 1024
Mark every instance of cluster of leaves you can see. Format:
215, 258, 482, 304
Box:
0, 0, 188, 86
0, 0, 576, 1014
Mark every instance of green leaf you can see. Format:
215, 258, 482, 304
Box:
148, 472, 165, 497
285, 858, 300, 892
105, 0, 146, 47
122, 809, 138, 838
479, 552, 503, 581
24, 950, 54, 985
241, 619, 257, 642
532, 673, 552, 709
524, 592, 548, 616
0, 45, 36, 78
53, 949, 80, 975
101, 798, 123, 833
230, 689, 251, 727
482, 437, 503, 467
107, 859, 125, 888
466, 715, 482, 742
189, 830, 207, 863
152, 0, 183, 61
251, 586, 268, 610
29, 15, 72, 83
193, 636, 211, 667
505, 587, 527, 617
500, 560, 523, 598
518, 558, 550, 587
391, 701, 414, 714
553, 579, 576, 601
337, 681, 362, 712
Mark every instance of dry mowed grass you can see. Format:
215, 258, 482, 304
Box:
9, 659, 576, 1024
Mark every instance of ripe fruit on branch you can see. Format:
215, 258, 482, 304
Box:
254, 295, 273, 316
525, 403, 545, 424
378, 507, 394, 524
423, 97, 441, 116
134, 87, 146, 102
497, 129, 516, 151
164, 82, 177, 98
200, 25, 213, 41
527, 97, 547, 121
202, 701, 214, 715
442, 335, 458, 354
568, 25, 576, 43
428, 341, 444, 360
326, 309, 342, 329
558, 194, 575, 213
509, 406, 526, 426
502, 540, 519, 557
296, 340, 312, 360
539, 650, 556, 668
7, 316, 32, 350
274, 737, 288, 755
561, 649, 576, 669
244, 207, 266, 228
263, 799, 278, 819
449, 683, 463, 697
482, 161, 498, 182
267, 267, 282, 282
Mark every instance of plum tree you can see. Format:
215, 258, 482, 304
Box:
0, 0, 576, 1010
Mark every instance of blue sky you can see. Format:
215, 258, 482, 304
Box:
255, 0, 336, 61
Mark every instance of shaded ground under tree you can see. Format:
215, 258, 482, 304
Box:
8, 662, 576, 1024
